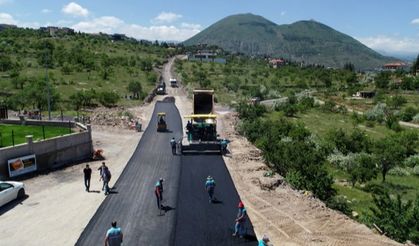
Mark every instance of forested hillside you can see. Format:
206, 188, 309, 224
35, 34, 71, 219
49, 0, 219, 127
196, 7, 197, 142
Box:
0, 27, 177, 113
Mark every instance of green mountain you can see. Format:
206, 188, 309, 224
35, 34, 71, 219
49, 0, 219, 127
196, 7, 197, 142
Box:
184, 13, 394, 69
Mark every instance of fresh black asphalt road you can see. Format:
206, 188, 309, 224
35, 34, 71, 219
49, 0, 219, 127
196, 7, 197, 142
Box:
174, 155, 256, 245
76, 100, 256, 245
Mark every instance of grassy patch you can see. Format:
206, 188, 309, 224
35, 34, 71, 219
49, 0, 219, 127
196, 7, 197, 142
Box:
296, 109, 398, 140
0, 124, 71, 147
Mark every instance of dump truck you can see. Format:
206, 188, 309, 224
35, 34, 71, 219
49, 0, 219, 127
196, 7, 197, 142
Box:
170, 78, 177, 87
181, 89, 222, 154
156, 82, 166, 95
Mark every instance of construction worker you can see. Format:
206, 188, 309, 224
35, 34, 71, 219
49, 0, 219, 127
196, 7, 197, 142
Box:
104, 221, 123, 246
232, 201, 247, 238
99, 162, 112, 195
205, 176, 216, 203
258, 235, 270, 246
170, 137, 176, 155
155, 178, 164, 209
220, 139, 228, 154
186, 120, 192, 141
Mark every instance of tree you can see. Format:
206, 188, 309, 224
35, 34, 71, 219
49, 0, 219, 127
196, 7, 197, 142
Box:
343, 153, 377, 187
374, 136, 406, 182
140, 57, 153, 72
24, 78, 60, 112
375, 72, 391, 89
127, 81, 142, 99
386, 95, 407, 109
98, 91, 119, 107
370, 193, 417, 243
412, 54, 419, 76
37, 39, 55, 68
343, 62, 355, 72
0, 54, 13, 71
400, 106, 418, 122
69, 91, 84, 118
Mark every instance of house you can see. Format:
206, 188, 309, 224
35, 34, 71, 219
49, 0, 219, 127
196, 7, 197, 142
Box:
187, 51, 226, 64
40, 26, 74, 36
383, 62, 407, 71
269, 58, 285, 68
353, 91, 375, 98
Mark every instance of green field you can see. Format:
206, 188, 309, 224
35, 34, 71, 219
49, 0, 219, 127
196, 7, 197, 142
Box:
0, 124, 72, 147
282, 108, 419, 221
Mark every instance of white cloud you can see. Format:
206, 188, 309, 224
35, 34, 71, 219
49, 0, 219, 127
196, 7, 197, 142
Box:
41, 9, 52, 14
0, 0, 13, 6
62, 2, 89, 17
71, 16, 201, 41
152, 12, 182, 24
72, 16, 123, 33
411, 18, 419, 25
0, 12, 17, 25
181, 22, 202, 30
356, 35, 419, 54
0, 13, 41, 28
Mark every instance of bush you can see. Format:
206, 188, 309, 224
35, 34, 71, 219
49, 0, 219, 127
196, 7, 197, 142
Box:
365, 103, 387, 122
98, 91, 119, 107
321, 100, 336, 112
400, 107, 418, 122
403, 154, 419, 168
370, 193, 418, 243
365, 120, 375, 128
412, 113, 419, 123
362, 183, 388, 195
327, 196, 352, 216
388, 166, 411, 176
413, 165, 419, 176
285, 170, 304, 190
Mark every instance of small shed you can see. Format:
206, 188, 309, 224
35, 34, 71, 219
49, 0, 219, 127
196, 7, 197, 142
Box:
356, 91, 375, 98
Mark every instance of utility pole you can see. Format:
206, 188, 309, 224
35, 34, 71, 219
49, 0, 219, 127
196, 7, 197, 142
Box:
45, 41, 52, 120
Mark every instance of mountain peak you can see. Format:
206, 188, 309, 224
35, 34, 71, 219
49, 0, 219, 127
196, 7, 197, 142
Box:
184, 14, 392, 68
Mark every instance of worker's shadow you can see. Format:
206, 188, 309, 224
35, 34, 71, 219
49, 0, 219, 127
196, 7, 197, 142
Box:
161, 205, 175, 213
211, 198, 223, 204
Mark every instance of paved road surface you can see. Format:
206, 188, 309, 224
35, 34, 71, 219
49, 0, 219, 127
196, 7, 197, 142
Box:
76, 101, 183, 245
174, 155, 256, 245
77, 100, 256, 245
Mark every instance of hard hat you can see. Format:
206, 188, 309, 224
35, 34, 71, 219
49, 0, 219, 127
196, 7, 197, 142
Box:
160, 177, 164, 181
238, 201, 244, 208
207, 176, 212, 180
262, 235, 270, 242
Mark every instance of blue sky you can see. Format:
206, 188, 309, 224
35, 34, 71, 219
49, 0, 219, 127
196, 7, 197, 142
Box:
1, 0, 419, 56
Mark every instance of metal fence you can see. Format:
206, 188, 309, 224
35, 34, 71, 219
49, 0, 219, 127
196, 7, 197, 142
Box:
0, 124, 72, 148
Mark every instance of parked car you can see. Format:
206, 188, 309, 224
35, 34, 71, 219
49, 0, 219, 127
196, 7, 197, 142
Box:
0, 181, 25, 207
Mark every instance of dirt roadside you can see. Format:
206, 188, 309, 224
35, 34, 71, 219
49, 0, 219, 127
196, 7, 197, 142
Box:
0, 102, 156, 245
218, 112, 401, 246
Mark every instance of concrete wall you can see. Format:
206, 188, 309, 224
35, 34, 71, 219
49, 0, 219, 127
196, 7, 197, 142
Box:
0, 125, 93, 180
